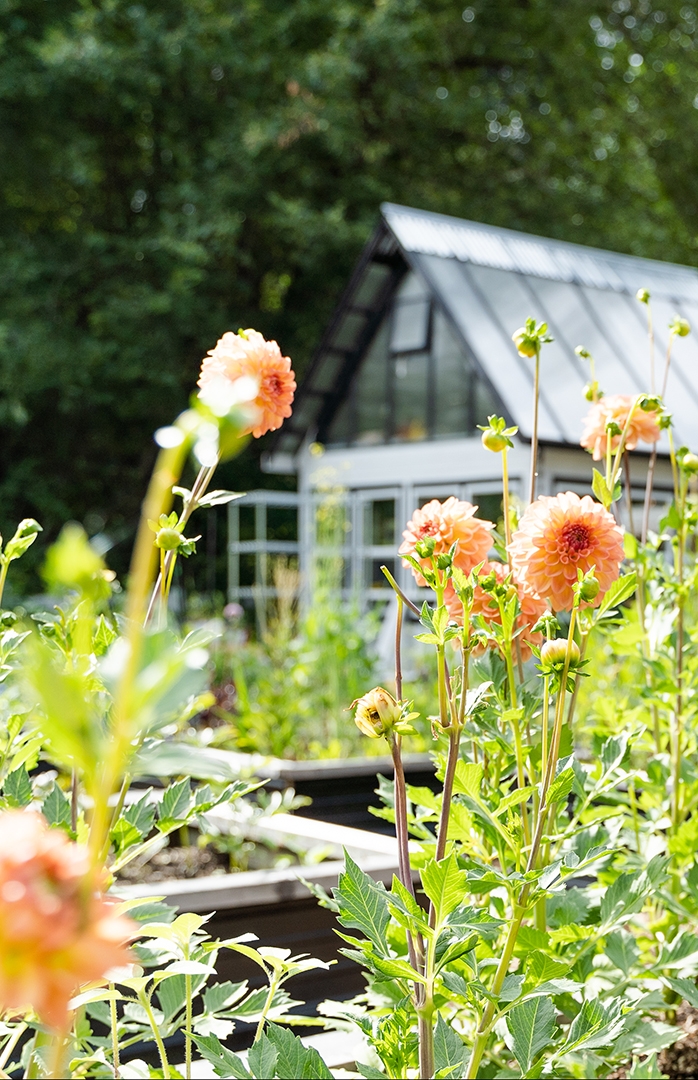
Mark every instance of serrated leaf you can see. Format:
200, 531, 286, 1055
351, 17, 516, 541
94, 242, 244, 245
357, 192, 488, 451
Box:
525, 951, 571, 987
452, 761, 484, 797
157, 778, 193, 829
334, 852, 390, 951
546, 767, 574, 807
42, 782, 72, 828
371, 954, 424, 983
433, 1013, 465, 1077
421, 852, 468, 924
592, 468, 612, 509
264, 1023, 333, 1079
248, 1035, 278, 1079
3, 765, 32, 807
192, 1033, 251, 1078
658, 931, 698, 968
663, 976, 698, 1008
562, 998, 624, 1053
506, 995, 556, 1072
606, 930, 639, 975
596, 572, 637, 618
203, 980, 248, 1015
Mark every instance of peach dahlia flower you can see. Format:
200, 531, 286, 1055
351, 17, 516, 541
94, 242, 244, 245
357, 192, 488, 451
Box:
198, 329, 296, 438
445, 561, 547, 660
580, 393, 660, 460
509, 491, 624, 612
399, 497, 494, 586
0, 811, 134, 1028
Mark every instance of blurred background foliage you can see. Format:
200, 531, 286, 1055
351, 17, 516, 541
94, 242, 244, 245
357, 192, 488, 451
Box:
2, 0, 698, 577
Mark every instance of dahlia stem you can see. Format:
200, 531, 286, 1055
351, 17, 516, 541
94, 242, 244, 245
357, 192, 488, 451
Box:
139, 991, 170, 1075
465, 606, 579, 1079
502, 446, 512, 551
145, 459, 219, 624
110, 986, 121, 1079
641, 446, 658, 544
623, 451, 634, 535
528, 348, 540, 506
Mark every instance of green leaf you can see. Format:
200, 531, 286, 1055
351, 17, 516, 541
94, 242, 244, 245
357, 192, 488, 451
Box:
525, 951, 571, 987
562, 999, 624, 1053
248, 1035, 279, 1079
3, 765, 32, 807
42, 781, 72, 828
506, 995, 556, 1072
334, 851, 390, 951
596, 572, 637, 618
592, 468, 612, 509
433, 1013, 465, 1078
264, 1023, 333, 1079
452, 761, 484, 797
192, 1033, 252, 1079
203, 980, 248, 1015
197, 489, 245, 508
356, 1065, 386, 1080
158, 778, 194, 829
628, 1052, 668, 1079
663, 976, 698, 1008
371, 954, 424, 982
546, 767, 575, 807
420, 853, 468, 924
606, 930, 640, 975
658, 931, 698, 968
388, 875, 430, 935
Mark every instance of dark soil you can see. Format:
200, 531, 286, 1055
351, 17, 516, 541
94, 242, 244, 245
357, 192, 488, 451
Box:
659, 1005, 698, 1079
610, 1006, 698, 1079
116, 845, 226, 884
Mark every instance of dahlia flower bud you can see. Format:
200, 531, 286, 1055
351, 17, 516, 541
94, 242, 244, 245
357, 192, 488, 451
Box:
680, 451, 698, 474
539, 638, 581, 672
351, 688, 417, 739
577, 574, 600, 602
414, 536, 437, 560
670, 315, 690, 338
0, 811, 134, 1029
636, 287, 650, 305
575, 346, 591, 360
478, 415, 517, 453
512, 317, 553, 358
155, 527, 183, 551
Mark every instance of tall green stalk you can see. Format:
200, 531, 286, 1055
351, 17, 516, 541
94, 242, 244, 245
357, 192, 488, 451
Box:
465, 605, 580, 1078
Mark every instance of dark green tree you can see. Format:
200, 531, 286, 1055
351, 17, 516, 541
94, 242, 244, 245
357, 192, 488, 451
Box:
0, 0, 696, 580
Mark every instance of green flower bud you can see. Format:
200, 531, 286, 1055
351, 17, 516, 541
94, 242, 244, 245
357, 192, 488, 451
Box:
415, 536, 436, 560
155, 527, 183, 551
681, 452, 698, 475
512, 327, 538, 358
670, 316, 690, 338
435, 552, 452, 571
636, 288, 650, 304
539, 638, 581, 672
481, 429, 510, 452
575, 345, 591, 359
351, 687, 417, 739
578, 576, 600, 602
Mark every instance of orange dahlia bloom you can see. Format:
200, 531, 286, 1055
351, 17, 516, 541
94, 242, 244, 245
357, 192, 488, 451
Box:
198, 329, 296, 438
580, 394, 660, 460
399, 497, 494, 586
445, 561, 547, 660
509, 491, 624, 611
0, 811, 134, 1029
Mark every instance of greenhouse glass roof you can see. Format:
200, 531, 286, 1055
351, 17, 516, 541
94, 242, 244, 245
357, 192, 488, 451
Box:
271, 203, 698, 458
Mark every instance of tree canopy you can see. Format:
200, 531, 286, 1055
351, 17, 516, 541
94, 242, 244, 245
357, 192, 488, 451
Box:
1, 0, 697, 571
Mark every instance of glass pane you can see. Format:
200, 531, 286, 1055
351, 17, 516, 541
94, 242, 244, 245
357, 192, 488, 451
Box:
395, 271, 430, 302
353, 261, 392, 308
473, 493, 502, 526
355, 319, 389, 444
333, 310, 366, 351
311, 351, 344, 392
433, 310, 470, 437
325, 394, 353, 444
267, 506, 297, 542
473, 374, 500, 430
390, 299, 430, 353
364, 499, 395, 546
393, 351, 429, 441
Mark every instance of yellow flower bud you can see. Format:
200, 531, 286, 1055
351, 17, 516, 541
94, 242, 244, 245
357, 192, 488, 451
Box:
155, 527, 183, 551
352, 687, 402, 738
539, 638, 581, 672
